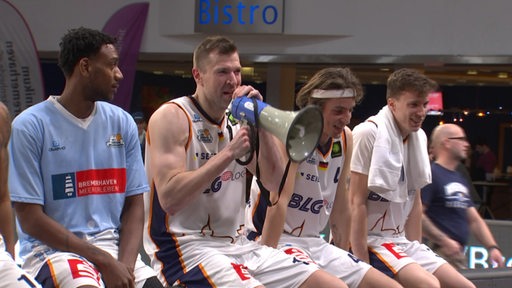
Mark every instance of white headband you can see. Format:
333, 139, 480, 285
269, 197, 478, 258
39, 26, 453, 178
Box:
311, 89, 355, 99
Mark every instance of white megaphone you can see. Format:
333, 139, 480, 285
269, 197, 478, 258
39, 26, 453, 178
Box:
230, 96, 323, 162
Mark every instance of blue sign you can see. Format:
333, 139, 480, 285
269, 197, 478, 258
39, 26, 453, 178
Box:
195, 0, 284, 34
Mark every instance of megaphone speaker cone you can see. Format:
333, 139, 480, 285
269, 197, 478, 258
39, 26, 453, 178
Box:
229, 96, 323, 163
258, 105, 323, 163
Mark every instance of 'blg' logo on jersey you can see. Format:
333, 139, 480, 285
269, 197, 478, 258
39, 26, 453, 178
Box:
203, 168, 246, 194
288, 193, 324, 214
52, 168, 126, 200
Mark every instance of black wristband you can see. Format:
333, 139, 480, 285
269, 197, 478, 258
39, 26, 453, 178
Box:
487, 245, 502, 252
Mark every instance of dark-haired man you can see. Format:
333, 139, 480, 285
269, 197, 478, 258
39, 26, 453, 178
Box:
9, 27, 161, 288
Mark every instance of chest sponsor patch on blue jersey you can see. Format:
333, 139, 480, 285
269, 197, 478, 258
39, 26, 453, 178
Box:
106, 134, 124, 147
52, 168, 126, 200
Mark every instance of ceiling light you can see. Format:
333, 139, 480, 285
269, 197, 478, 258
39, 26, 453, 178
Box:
152, 71, 164, 75
498, 72, 508, 79
467, 70, 478, 75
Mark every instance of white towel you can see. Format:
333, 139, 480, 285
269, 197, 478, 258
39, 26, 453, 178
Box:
367, 106, 431, 202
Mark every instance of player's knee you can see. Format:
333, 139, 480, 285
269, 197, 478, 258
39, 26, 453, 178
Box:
396, 268, 440, 288
299, 270, 348, 288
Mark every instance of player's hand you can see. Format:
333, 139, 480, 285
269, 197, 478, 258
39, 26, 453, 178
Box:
100, 258, 135, 288
227, 125, 252, 160
233, 85, 262, 101
439, 237, 463, 258
489, 247, 505, 268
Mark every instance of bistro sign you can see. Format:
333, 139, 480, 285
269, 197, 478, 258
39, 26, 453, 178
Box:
194, 0, 284, 34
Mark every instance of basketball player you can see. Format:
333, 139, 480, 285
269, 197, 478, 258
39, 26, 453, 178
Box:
0, 102, 41, 287
350, 68, 475, 287
246, 67, 403, 288
143, 35, 346, 287
8, 28, 162, 288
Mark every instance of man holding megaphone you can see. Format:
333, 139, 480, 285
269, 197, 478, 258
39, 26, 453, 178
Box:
143, 35, 347, 287
246, 68, 403, 288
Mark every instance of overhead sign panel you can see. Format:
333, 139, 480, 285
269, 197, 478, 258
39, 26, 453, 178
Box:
194, 0, 283, 34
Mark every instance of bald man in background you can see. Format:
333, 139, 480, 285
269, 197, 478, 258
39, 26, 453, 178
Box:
422, 123, 504, 269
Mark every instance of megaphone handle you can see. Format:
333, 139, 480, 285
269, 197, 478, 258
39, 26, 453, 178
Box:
234, 97, 260, 166
226, 121, 255, 166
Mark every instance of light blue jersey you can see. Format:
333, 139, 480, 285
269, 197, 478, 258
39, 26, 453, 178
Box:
9, 96, 149, 258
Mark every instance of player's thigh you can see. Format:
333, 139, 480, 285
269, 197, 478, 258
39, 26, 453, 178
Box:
395, 263, 439, 288
34, 252, 102, 288
0, 259, 41, 288
248, 244, 319, 288
308, 242, 371, 288
358, 267, 402, 288
433, 263, 476, 288
189, 252, 262, 287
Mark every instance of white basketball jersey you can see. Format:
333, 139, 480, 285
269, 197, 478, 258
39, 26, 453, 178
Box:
351, 121, 416, 238
247, 131, 346, 238
145, 96, 247, 254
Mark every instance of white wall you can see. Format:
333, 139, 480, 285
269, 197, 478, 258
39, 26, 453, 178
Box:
8, 0, 512, 62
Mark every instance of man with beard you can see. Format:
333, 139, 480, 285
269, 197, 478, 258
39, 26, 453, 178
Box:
143, 35, 346, 288
9, 27, 161, 288
422, 123, 504, 269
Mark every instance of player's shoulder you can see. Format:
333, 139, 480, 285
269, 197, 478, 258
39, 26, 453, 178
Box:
352, 120, 377, 137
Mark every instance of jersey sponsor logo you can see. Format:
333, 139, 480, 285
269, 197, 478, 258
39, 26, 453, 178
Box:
347, 252, 362, 263
196, 128, 213, 143
322, 199, 334, 210
231, 263, 251, 281
48, 139, 66, 152
301, 172, 320, 183
331, 141, 342, 158
282, 246, 315, 265
68, 258, 101, 285
288, 193, 324, 214
106, 133, 124, 147
192, 113, 202, 122
227, 113, 239, 126
305, 156, 317, 165
52, 168, 126, 200
334, 166, 340, 184
381, 242, 408, 260
195, 152, 217, 160
203, 168, 246, 194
